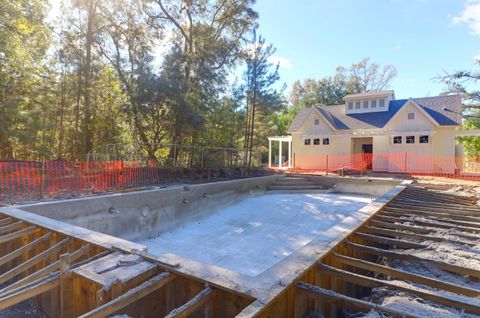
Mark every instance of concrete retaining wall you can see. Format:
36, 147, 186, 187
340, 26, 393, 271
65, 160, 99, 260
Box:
19, 176, 277, 241
296, 174, 403, 196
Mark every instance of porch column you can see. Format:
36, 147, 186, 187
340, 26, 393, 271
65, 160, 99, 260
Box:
279, 140, 282, 168
268, 139, 272, 168
288, 140, 292, 168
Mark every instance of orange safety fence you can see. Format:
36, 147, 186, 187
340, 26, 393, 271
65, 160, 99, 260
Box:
0, 160, 165, 202
291, 152, 480, 181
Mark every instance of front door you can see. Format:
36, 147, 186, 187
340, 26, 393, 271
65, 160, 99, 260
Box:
362, 144, 373, 170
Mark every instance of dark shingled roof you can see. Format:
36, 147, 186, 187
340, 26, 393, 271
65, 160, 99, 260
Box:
288, 95, 462, 132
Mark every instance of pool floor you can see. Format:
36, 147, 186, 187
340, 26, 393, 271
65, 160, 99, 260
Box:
138, 192, 373, 276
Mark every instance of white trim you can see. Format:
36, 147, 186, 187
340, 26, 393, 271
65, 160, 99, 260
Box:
312, 108, 337, 131
384, 99, 439, 127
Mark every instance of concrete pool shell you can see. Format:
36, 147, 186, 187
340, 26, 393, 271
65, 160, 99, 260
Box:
0, 175, 409, 317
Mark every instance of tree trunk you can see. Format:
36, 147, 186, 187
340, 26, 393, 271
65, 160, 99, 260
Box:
83, 0, 97, 156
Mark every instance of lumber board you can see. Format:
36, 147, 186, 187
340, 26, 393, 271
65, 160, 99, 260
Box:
318, 262, 480, 315
0, 218, 14, 227
297, 281, 422, 318
363, 225, 477, 247
79, 272, 174, 318
382, 210, 480, 229
0, 238, 69, 285
370, 220, 432, 235
0, 221, 24, 236
0, 232, 52, 267
0, 226, 38, 244
383, 207, 480, 225
0, 275, 59, 309
165, 286, 214, 318
376, 214, 480, 235
331, 253, 480, 297
354, 232, 425, 249
0, 244, 91, 295
345, 240, 480, 279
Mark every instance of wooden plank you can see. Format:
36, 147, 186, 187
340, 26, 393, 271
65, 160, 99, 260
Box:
318, 262, 480, 315
0, 232, 52, 267
79, 272, 174, 318
345, 240, 480, 279
354, 232, 425, 249
0, 238, 69, 285
297, 281, 422, 318
382, 210, 480, 229
376, 214, 480, 234
363, 225, 477, 247
0, 221, 24, 236
370, 220, 432, 235
0, 218, 14, 227
0, 275, 59, 309
165, 286, 214, 318
331, 253, 480, 297
385, 206, 480, 222
0, 226, 38, 244
0, 244, 92, 295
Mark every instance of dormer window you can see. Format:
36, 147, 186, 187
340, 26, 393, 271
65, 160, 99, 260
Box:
343, 90, 394, 114
363, 101, 369, 109
379, 99, 385, 107
355, 101, 361, 109
371, 100, 377, 108
348, 102, 353, 110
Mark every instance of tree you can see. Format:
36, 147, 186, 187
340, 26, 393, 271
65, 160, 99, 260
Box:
242, 31, 282, 167
439, 60, 480, 157
289, 58, 398, 109
0, 0, 51, 158
349, 57, 398, 92
146, 0, 258, 146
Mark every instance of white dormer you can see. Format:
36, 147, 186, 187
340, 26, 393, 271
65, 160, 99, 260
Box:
344, 90, 395, 114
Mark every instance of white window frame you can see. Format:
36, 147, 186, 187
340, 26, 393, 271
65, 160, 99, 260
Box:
348, 102, 353, 110
420, 135, 429, 144
379, 99, 385, 107
371, 100, 377, 108
406, 135, 415, 144
363, 101, 369, 109
355, 101, 361, 109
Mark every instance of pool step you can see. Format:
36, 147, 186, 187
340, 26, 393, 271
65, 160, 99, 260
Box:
268, 185, 321, 191
268, 176, 321, 191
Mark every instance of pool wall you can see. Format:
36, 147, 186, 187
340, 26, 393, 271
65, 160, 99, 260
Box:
17, 175, 402, 242
18, 176, 277, 241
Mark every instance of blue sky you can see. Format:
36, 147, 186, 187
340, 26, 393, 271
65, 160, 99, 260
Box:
254, 0, 480, 99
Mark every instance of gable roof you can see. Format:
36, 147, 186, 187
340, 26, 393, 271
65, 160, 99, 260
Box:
288, 94, 462, 132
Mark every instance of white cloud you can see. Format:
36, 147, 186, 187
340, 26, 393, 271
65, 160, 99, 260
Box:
453, 0, 480, 36
394, 41, 401, 51
267, 55, 293, 68
474, 54, 480, 62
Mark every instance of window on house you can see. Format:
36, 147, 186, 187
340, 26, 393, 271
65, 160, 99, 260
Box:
363, 101, 369, 109
304, 139, 311, 145
323, 138, 330, 145
348, 102, 353, 110
406, 136, 415, 144
408, 112, 415, 120
393, 136, 402, 144
313, 138, 320, 145
314, 119, 319, 125
379, 99, 385, 107
420, 135, 429, 144
371, 100, 377, 108
355, 101, 361, 109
